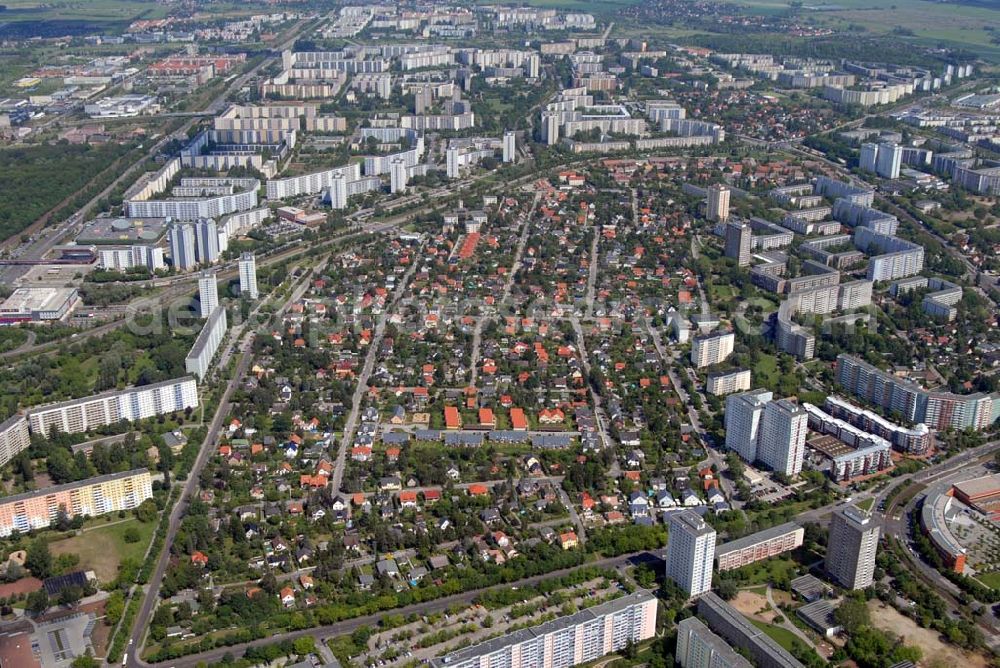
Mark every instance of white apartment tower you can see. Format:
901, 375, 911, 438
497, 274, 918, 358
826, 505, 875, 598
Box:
876, 142, 902, 180
194, 217, 220, 264
724, 389, 774, 464
390, 158, 408, 194
239, 252, 259, 299
666, 509, 716, 597
691, 331, 735, 368
198, 271, 219, 318
757, 399, 808, 476
446, 146, 461, 179
707, 184, 731, 223
503, 131, 516, 163
169, 223, 197, 271
329, 170, 348, 210
723, 221, 751, 267
543, 111, 560, 146
859, 143, 878, 173
826, 504, 880, 589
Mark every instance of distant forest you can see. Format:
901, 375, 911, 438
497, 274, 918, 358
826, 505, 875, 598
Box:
0, 142, 133, 243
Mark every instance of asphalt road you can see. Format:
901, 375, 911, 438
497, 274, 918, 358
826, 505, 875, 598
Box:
137, 549, 664, 668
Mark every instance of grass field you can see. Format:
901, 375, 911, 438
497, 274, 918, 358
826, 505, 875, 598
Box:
49, 517, 156, 583
725, 0, 1000, 59
976, 571, 1000, 590
753, 353, 779, 387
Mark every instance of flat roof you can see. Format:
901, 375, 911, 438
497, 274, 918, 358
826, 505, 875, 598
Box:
953, 474, 1000, 500
921, 486, 966, 558
76, 217, 168, 244
670, 509, 716, 538
716, 522, 802, 557
0, 288, 77, 314
0, 468, 149, 507
698, 593, 803, 668
677, 617, 752, 668
26, 376, 195, 414
431, 590, 655, 666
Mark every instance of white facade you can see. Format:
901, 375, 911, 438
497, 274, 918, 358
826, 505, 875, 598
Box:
724, 389, 773, 463
169, 223, 197, 271
27, 377, 198, 436
390, 158, 408, 194
691, 332, 735, 368
198, 272, 219, 318
185, 306, 228, 381
98, 245, 165, 272
758, 399, 808, 476
666, 510, 716, 597
707, 184, 731, 223
239, 252, 259, 299
194, 218, 220, 265
503, 131, 516, 163
0, 416, 30, 469
446, 146, 461, 178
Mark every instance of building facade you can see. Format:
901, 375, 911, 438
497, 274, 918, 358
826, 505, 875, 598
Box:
27, 377, 198, 437
676, 617, 753, 668
825, 504, 879, 589
430, 590, 657, 668
239, 252, 259, 299
716, 522, 804, 572
725, 389, 773, 464
185, 306, 228, 381
0, 415, 31, 469
691, 332, 735, 368
0, 469, 153, 537
666, 510, 716, 597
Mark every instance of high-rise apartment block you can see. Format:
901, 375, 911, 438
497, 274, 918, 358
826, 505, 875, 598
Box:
859, 143, 878, 173
724, 389, 773, 464
239, 252, 259, 299
390, 158, 408, 194
876, 142, 902, 180
194, 217, 220, 264
503, 131, 516, 163
198, 271, 219, 318
0, 415, 30, 469
666, 510, 716, 597
757, 399, 808, 476
724, 221, 752, 266
691, 331, 735, 368
169, 222, 197, 271
707, 184, 731, 222
825, 504, 880, 589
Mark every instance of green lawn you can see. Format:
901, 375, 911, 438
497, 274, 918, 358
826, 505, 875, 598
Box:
731, 556, 801, 587
749, 618, 822, 663
49, 517, 157, 583
753, 354, 779, 387
856, 498, 875, 511
976, 571, 1000, 590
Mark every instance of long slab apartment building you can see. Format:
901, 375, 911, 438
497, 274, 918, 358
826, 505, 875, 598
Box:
0, 469, 153, 537
715, 522, 804, 572
26, 377, 199, 437
431, 590, 657, 668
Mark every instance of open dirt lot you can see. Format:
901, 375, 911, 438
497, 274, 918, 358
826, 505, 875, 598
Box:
731, 589, 778, 622
867, 601, 988, 668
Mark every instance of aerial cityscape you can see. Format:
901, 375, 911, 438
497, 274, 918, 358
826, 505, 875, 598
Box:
1, 1, 1000, 667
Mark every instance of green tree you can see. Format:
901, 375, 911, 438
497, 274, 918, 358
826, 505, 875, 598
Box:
26, 589, 49, 615
833, 597, 870, 634
25, 539, 53, 579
